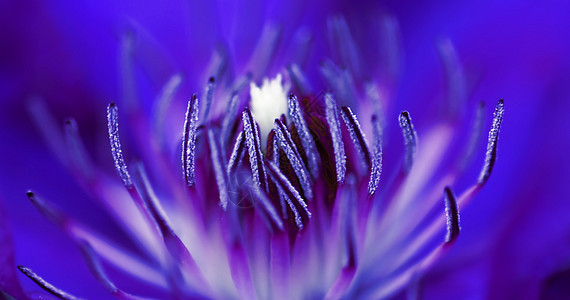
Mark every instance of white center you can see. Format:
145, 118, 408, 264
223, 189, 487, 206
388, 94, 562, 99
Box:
249, 74, 289, 146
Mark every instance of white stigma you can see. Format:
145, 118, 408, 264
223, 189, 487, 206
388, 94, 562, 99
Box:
250, 74, 289, 146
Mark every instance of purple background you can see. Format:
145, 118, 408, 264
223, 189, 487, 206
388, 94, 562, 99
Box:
1, 0, 569, 298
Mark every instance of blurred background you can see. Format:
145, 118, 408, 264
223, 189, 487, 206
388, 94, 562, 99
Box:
1, 0, 569, 298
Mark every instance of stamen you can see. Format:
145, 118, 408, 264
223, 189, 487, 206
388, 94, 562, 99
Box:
77, 241, 119, 296
249, 186, 284, 231
221, 92, 241, 145
26, 191, 65, 225
324, 178, 358, 299
320, 60, 342, 90
287, 64, 313, 95
220, 74, 252, 146
107, 103, 132, 188
227, 131, 245, 175
285, 194, 303, 229
444, 186, 460, 244
64, 118, 93, 179
437, 39, 466, 117
291, 28, 312, 65
398, 111, 417, 173
202, 77, 215, 121
288, 93, 319, 177
131, 164, 209, 292
378, 14, 401, 79
153, 73, 183, 143
132, 163, 178, 237
478, 99, 504, 184
120, 31, 137, 110
231, 72, 253, 94
270, 129, 279, 164
17, 265, 82, 300
242, 108, 268, 191
247, 24, 281, 77
266, 161, 311, 229
203, 46, 227, 84
321, 61, 357, 105
274, 119, 313, 199
340, 106, 371, 169
182, 94, 199, 187
325, 94, 346, 183
270, 131, 289, 219
207, 129, 230, 209
26, 193, 169, 288
27, 97, 68, 166
271, 165, 303, 229
364, 83, 386, 128
367, 115, 383, 196
327, 16, 362, 77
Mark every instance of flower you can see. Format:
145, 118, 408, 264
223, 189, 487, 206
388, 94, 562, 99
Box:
1, 1, 570, 299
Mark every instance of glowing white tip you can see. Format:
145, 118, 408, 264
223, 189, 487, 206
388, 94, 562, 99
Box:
250, 74, 289, 146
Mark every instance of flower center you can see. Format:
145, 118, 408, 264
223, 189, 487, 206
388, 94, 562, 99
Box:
249, 74, 289, 145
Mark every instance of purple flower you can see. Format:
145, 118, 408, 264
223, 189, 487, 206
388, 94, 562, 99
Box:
1, 1, 570, 299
